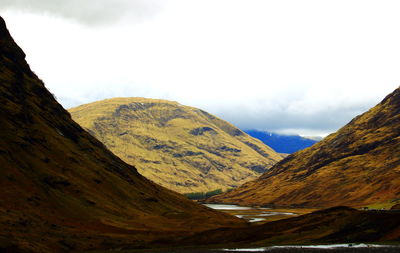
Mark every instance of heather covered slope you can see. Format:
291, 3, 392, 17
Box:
0, 16, 243, 253
69, 98, 282, 193
209, 87, 400, 208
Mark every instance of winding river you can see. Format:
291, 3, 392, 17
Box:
203, 204, 298, 223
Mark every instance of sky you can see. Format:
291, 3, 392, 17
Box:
1, 0, 399, 137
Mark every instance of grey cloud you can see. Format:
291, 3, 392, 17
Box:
57, 87, 380, 137
0, 0, 165, 25
210, 102, 374, 136
57, 86, 379, 137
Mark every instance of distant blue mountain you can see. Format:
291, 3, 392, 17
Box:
244, 130, 319, 154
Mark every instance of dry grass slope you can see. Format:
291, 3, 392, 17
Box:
209, 87, 400, 208
69, 98, 282, 193
0, 16, 244, 253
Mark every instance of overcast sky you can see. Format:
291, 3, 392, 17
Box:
1, 0, 399, 137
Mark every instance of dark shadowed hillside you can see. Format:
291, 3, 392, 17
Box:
209, 87, 400, 208
0, 16, 243, 253
183, 207, 400, 247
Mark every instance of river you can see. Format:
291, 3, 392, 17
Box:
112, 244, 400, 253
203, 204, 300, 223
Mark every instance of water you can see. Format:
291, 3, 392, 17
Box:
221, 244, 398, 251
203, 204, 296, 223
111, 244, 400, 253
203, 204, 254, 210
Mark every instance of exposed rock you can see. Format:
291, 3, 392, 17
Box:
190, 126, 217, 136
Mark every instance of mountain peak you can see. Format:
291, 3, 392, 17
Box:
380, 86, 400, 113
0, 16, 30, 72
0, 16, 11, 39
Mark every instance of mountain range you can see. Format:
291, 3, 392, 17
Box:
244, 130, 319, 154
69, 98, 282, 193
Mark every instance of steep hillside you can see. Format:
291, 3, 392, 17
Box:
209, 87, 400, 208
245, 130, 319, 154
69, 99, 282, 193
0, 16, 243, 253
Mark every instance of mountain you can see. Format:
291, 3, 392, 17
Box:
209, 87, 400, 208
245, 130, 319, 154
0, 16, 243, 253
69, 98, 282, 193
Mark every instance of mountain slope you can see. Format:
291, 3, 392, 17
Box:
245, 130, 319, 154
69, 98, 282, 193
209, 87, 400, 208
0, 16, 243, 253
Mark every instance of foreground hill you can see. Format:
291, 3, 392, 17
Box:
69, 98, 282, 193
183, 207, 400, 247
245, 130, 319, 154
0, 16, 243, 253
88, 207, 400, 251
209, 87, 400, 208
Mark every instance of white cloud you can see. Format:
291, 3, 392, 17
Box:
1, 0, 399, 137
0, 0, 164, 25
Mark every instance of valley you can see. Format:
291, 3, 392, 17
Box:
1, 8, 400, 253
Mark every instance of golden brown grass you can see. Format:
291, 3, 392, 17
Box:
69, 98, 282, 193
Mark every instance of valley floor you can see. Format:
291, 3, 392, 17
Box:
78, 207, 400, 253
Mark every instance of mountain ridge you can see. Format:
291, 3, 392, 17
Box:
209, 87, 400, 208
244, 130, 319, 154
